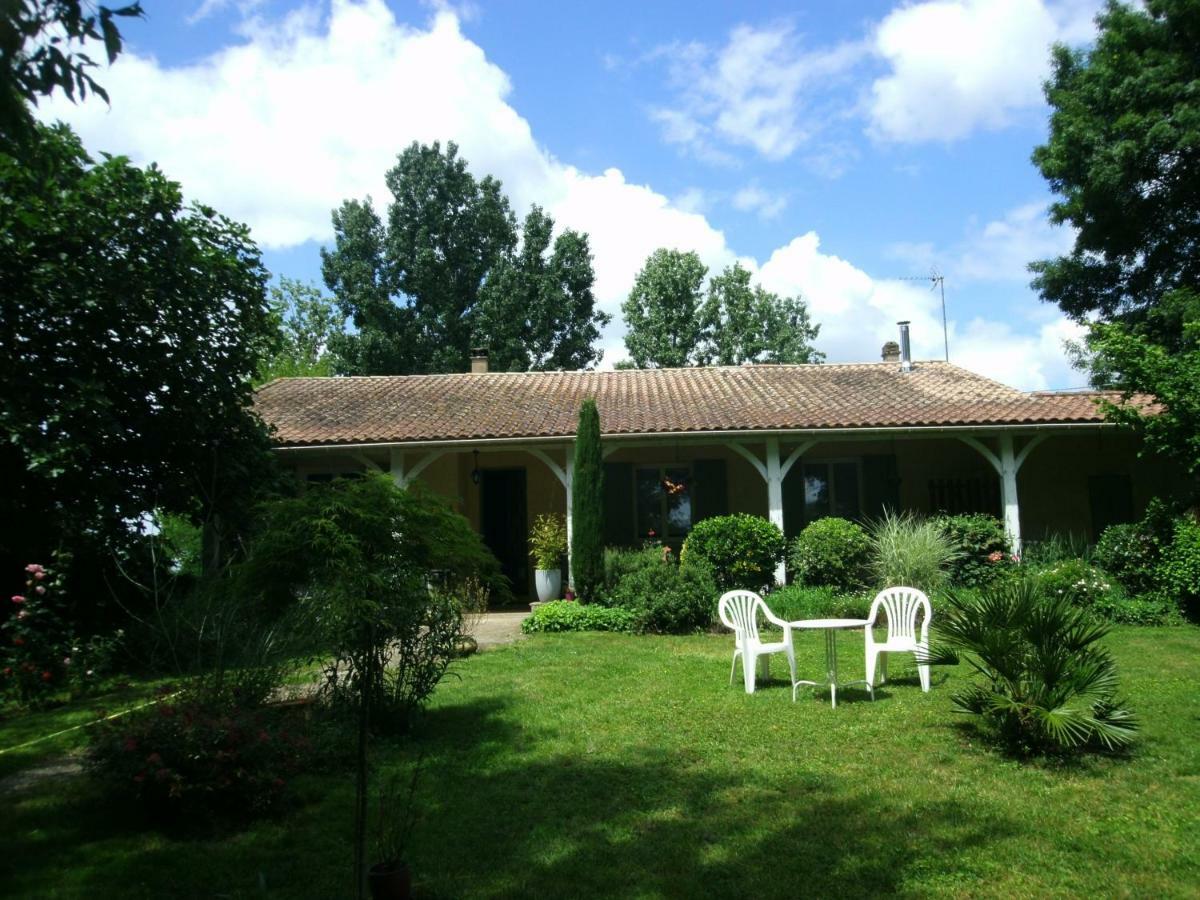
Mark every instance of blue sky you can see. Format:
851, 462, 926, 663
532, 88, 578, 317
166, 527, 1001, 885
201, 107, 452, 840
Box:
43, 0, 1106, 388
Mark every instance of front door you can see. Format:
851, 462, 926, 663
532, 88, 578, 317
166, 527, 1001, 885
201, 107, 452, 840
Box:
481, 468, 529, 598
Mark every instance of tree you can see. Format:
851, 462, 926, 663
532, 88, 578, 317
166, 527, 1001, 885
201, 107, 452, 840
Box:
322, 142, 607, 374
571, 399, 604, 602
476, 206, 611, 371
258, 278, 346, 383
697, 262, 823, 365
1031, 0, 1200, 472
1, 0, 143, 141
621, 249, 707, 368
0, 123, 279, 578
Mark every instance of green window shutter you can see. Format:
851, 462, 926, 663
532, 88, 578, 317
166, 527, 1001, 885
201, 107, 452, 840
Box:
603, 462, 635, 547
692, 459, 728, 522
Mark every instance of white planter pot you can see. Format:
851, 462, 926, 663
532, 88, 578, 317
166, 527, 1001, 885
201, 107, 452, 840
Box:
534, 568, 562, 603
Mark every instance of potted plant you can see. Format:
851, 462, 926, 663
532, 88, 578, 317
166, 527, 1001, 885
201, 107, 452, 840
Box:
368, 762, 421, 900
529, 513, 567, 603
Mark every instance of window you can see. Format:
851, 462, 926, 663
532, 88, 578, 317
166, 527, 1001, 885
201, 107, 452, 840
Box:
800, 460, 861, 523
635, 465, 693, 541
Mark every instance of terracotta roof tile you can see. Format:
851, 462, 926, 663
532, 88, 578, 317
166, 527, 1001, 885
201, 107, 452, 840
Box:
254, 362, 1114, 447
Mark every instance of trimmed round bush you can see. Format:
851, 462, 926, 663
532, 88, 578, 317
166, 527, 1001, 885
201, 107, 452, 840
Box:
933, 513, 1014, 588
598, 546, 669, 606
789, 517, 871, 592
680, 514, 785, 592
1036, 559, 1114, 607
1094, 522, 1160, 596
608, 561, 718, 633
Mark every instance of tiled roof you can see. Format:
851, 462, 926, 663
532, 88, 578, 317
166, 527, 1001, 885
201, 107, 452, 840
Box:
254, 362, 1116, 447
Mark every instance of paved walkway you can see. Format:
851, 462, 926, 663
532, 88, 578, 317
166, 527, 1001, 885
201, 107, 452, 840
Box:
469, 610, 531, 651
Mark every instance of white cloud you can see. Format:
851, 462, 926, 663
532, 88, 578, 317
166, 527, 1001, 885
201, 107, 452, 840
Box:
731, 183, 787, 220
650, 23, 865, 163
43, 0, 1078, 388
885, 200, 1076, 282
868, 0, 1102, 143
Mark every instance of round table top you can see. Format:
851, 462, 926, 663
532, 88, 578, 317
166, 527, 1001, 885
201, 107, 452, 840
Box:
788, 618, 871, 630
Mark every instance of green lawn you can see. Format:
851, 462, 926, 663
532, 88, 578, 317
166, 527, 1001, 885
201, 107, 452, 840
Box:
3, 626, 1199, 898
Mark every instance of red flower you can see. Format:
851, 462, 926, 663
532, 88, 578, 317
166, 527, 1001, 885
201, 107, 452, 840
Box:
10, 595, 25, 604
272, 778, 286, 788
123, 737, 139, 753
2, 667, 11, 677
41, 670, 52, 681
146, 752, 163, 766
132, 772, 145, 784
12, 637, 24, 646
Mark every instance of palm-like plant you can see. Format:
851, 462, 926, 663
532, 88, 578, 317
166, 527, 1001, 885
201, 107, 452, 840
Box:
926, 578, 1138, 754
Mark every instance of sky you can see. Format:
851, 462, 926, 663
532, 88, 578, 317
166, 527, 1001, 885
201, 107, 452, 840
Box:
40, 0, 1107, 389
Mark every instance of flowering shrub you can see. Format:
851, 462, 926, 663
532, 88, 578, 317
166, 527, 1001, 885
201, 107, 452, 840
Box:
1, 563, 122, 707
2, 563, 72, 707
1036, 559, 1115, 607
87, 689, 311, 825
932, 514, 1015, 588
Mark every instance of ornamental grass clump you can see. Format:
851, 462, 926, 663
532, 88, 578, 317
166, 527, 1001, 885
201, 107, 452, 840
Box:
927, 578, 1138, 755
869, 510, 958, 593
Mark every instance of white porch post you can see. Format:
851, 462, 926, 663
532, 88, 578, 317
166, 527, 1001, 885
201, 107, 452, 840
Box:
388, 448, 405, 486
998, 434, 1022, 555
565, 456, 574, 589
766, 437, 786, 586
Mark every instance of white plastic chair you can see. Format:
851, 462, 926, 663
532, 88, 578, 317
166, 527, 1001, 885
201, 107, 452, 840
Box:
718, 590, 797, 695
865, 586, 932, 692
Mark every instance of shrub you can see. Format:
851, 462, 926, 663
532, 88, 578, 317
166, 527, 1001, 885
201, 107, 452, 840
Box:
1093, 523, 1160, 596
764, 585, 871, 623
789, 518, 871, 592
520, 601, 639, 634
1090, 592, 1182, 626
528, 514, 568, 570
608, 558, 719, 633
680, 514, 785, 592
933, 513, 1014, 587
87, 689, 313, 826
599, 547, 669, 605
1021, 532, 1091, 566
869, 511, 958, 593
1036, 559, 1114, 607
1156, 516, 1200, 615
929, 578, 1138, 754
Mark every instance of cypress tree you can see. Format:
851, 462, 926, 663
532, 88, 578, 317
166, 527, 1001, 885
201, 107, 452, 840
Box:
571, 398, 604, 602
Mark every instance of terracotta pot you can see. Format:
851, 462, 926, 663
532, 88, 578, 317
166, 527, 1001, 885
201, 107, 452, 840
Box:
368, 861, 411, 900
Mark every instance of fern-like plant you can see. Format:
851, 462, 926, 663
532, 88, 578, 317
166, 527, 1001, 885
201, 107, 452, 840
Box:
927, 578, 1138, 754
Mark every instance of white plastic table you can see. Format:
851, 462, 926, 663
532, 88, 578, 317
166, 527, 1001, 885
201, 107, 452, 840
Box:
788, 618, 873, 708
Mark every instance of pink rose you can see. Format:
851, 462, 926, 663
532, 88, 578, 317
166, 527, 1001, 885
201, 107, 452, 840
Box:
35, 586, 45, 595
33, 571, 45, 581
11, 595, 25, 604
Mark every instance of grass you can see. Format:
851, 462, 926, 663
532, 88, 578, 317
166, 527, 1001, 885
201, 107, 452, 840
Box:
2, 626, 1199, 898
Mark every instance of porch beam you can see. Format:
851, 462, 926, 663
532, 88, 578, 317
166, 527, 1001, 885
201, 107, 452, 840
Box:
957, 433, 1046, 555
402, 449, 449, 487
526, 447, 569, 488
765, 437, 786, 586
1015, 433, 1047, 470
388, 448, 404, 486
725, 441, 768, 480
349, 452, 383, 474
780, 440, 815, 481
565, 456, 574, 589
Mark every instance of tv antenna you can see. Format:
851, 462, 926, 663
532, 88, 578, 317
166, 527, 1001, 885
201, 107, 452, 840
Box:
895, 268, 948, 362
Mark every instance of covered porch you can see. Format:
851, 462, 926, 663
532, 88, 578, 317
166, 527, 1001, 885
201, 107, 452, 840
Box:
279, 425, 1171, 597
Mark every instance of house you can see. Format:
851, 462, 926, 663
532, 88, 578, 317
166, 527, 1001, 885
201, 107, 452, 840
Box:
254, 328, 1181, 596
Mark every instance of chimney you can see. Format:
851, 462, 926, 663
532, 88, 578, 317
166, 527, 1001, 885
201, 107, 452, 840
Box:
897, 321, 913, 372
470, 348, 489, 374
881, 341, 900, 364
